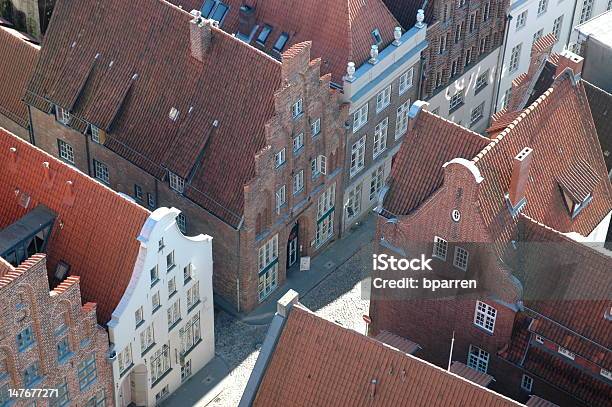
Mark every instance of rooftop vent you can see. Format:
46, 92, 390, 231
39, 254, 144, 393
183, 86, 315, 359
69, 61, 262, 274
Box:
169, 107, 179, 121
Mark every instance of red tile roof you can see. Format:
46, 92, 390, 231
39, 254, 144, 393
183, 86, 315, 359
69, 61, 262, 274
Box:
25, 0, 284, 227
381, 0, 436, 29
374, 330, 420, 354
253, 304, 524, 407
209, 0, 400, 83
0, 127, 149, 324
525, 396, 559, 407
473, 72, 612, 241
0, 26, 39, 128
383, 111, 491, 216
449, 361, 495, 387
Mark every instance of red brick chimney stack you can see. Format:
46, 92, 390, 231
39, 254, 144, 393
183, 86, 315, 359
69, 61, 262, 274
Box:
189, 10, 213, 62
555, 49, 584, 78
508, 147, 533, 208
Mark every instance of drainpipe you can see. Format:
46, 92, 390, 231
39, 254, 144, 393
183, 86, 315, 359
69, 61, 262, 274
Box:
84, 129, 92, 176
236, 217, 244, 313
492, 14, 512, 113
27, 105, 35, 145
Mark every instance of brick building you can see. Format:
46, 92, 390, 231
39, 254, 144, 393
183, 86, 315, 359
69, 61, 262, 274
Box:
0, 255, 111, 407
23, 0, 347, 312
170, 0, 426, 232
383, 0, 509, 132
0, 25, 38, 141
370, 61, 612, 406
240, 291, 532, 407
1, 0, 55, 40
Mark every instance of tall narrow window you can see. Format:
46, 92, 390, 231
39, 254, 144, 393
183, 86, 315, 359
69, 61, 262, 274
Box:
350, 136, 366, 176
509, 43, 522, 72
467, 345, 489, 373
168, 172, 184, 193
552, 16, 563, 41
93, 160, 109, 185
373, 118, 388, 158
399, 68, 414, 94
395, 100, 410, 139
474, 300, 497, 333
369, 165, 385, 201
291, 98, 303, 118
353, 103, 369, 132
376, 86, 391, 112
56, 106, 70, 124
275, 185, 286, 213
433, 236, 448, 260
537, 0, 548, 16
57, 140, 75, 164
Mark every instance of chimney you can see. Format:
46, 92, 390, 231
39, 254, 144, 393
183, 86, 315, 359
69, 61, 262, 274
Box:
370, 379, 377, 398
237, 5, 256, 37
189, 10, 212, 62
508, 147, 533, 209
555, 49, 584, 78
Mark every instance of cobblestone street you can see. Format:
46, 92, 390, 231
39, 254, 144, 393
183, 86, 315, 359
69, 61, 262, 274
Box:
208, 242, 374, 407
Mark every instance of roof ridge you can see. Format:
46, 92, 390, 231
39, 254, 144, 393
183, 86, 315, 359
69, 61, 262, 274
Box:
424, 110, 491, 143
473, 85, 555, 165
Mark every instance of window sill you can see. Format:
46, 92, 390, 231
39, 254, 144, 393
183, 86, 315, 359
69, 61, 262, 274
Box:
169, 290, 178, 300
168, 318, 182, 332
352, 123, 367, 134
151, 368, 173, 389
119, 363, 135, 378
151, 279, 160, 288
167, 264, 176, 272
376, 104, 390, 114
141, 342, 156, 357
475, 84, 487, 95
95, 178, 110, 186
184, 276, 192, 285
182, 338, 203, 358
58, 352, 74, 365
449, 102, 464, 114
152, 304, 162, 314
349, 168, 364, 179
470, 116, 483, 127
293, 146, 304, 156
188, 300, 201, 314
292, 112, 304, 121
292, 187, 304, 196
79, 378, 98, 392
18, 342, 36, 353
473, 323, 494, 336
136, 320, 145, 329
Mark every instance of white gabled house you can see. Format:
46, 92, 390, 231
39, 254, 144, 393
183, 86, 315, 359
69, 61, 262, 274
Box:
107, 207, 214, 407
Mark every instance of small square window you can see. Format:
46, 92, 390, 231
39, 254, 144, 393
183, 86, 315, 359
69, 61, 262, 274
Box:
58, 139, 75, 164
93, 160, 109, 185
521, 374, 533, 392
293, 170, 304, 194
433, 236, 448, 260
453, 247, 469, 270
168, 172, 185, 193
134, 184, 144, 202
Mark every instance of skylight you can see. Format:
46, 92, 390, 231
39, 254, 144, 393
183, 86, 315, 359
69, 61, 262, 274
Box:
273, 32, 289, 52
257, 25, 273, 44
201, 0, 229, 24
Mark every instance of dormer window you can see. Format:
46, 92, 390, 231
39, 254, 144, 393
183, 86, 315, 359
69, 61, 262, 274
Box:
169, 107, 179, 121
56, 106, 70, 125
168, 172, 185, 193
273, 32, 289, 52
371, 29, 383, 46
90, 125, 101, 143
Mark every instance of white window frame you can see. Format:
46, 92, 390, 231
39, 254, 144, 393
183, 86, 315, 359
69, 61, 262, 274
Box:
258, 235, 278, 272
90, 125, 101, 143
152, 291, 160, 311
537, 0, 548, 15
56, 106, 70, 124
467, 345, 490, 373
167, 300, 180, 327
579, 0, 593, 23
186, 283, 200, 310
601, 368, 612, 381
176, 212, 187, 233
449, 91, 464, 111
140, 324, 155, 353
453, 246, 470, 270
558, 346, 575, 360
274, 148, 286, 168
291, 98, 303, 118
482, 1, 491, 20
346, 183, 362, 219
353, 103, 368, 133
395, 100, 410, 139
516, 10, 527, 30
552, 16, 563, 40
293, 170, 304, 194
474, 300, 497, 333
350, 136, 366, 177
258, 263, 278, 301
521, 374, 533, 392
433, 236, 448, 260
93, 160, 109, 185
168, 172, 185, 193
475, 71, 488, 92
376, 85, 391, 113
369, 165, 384, 201
399, 68, 414, 95
470, 102, 484, 126
535, 335, 544, 344
275, 185, 286, 213
58, 139, 75, 164
317, 184, 336, 219
117, 345, 133, 374
150, 344, 171, 384
532, 29, 544, 46
509, 43, 522, 72
373, 117, 388, 159
293, 132, 304, 153
311, 118, 321, 137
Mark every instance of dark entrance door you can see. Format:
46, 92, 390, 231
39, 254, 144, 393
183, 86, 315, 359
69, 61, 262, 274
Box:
287, 222, 299, 269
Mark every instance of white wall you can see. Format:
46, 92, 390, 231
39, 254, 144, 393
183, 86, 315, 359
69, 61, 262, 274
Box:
427, 49, 500, 133
569, 0, 612, 46
565, 210, 612, 243
107, 207, 214, 407
496, 0, 575, 112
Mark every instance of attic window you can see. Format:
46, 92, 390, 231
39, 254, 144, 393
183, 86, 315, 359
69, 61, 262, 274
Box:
168, 172, 185, 193
273, 32, 289, 52
257, 25, 272, 45
169, 107, 179, 121
55, 106, 70, 125
202, 0, 229, 23
372, 29, 383, 46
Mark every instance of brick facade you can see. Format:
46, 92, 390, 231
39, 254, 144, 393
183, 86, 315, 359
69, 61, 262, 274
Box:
0, 255, 112, 406
422, 0, 509, 98
26, 42, 346, 313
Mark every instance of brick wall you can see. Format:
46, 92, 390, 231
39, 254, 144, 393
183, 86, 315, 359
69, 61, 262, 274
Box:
0, 114, 29, 142
0, 255, 113, 406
